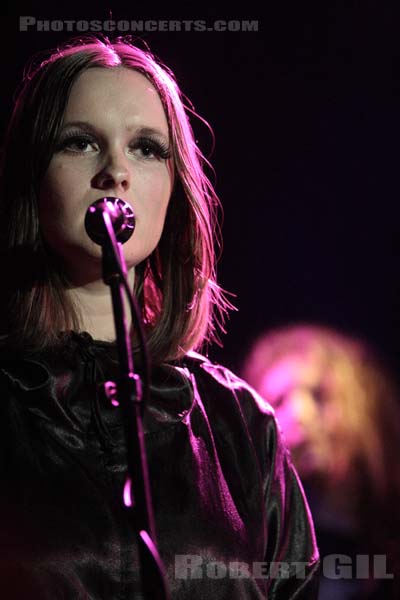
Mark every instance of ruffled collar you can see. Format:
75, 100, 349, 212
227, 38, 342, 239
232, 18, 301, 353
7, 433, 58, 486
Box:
0, 331, 196, 436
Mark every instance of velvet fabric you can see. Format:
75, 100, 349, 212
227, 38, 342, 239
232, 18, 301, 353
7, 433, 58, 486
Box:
0, 332, 319, 598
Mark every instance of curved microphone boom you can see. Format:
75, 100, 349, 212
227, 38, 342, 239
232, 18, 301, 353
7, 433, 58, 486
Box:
85, 197, 135, 245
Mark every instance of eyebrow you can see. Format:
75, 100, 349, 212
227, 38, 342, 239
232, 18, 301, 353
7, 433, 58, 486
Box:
60, 121, 169, 141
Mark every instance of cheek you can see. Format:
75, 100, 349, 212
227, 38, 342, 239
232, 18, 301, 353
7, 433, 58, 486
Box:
143, 163, 171, 197
39, 180, 65, 239
39, 165, 85, 243
137, 167, 172, 225
42, 156, 93, 202
122, 169, 172, 265
40, 164, 71, 218
40, 158, 92, 203
276, 407, 303, 444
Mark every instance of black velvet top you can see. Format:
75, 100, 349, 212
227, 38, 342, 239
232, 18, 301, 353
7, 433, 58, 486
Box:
0, 333, 319, 599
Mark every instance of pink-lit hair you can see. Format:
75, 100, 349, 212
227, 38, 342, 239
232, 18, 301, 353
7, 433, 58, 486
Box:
0, 36, 232, 362
242, 323, 400, 538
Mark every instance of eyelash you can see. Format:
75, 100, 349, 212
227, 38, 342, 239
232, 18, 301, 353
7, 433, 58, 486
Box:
56, 132, 171, 161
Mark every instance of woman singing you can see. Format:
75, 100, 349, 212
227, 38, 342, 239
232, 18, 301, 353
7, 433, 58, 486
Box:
0, 36, 319, 598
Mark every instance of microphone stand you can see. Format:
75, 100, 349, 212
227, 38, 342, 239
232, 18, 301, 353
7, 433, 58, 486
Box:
99, 210, 170, 600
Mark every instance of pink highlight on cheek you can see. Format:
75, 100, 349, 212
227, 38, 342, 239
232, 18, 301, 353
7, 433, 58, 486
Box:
275, 406, 305, 447
260, 361, 294, 401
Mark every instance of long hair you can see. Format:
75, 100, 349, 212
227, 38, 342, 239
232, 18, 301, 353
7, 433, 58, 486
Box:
0, 36, 232, 363
242, 323, 400, 545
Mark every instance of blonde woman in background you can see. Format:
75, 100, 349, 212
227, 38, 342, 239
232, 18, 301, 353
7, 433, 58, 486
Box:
242, 323, 400, 600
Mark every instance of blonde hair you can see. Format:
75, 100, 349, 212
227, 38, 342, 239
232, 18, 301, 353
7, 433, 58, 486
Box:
243, 323, 400, 508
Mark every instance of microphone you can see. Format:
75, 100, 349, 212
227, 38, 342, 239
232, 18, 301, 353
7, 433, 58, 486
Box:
84, 197, 135, 245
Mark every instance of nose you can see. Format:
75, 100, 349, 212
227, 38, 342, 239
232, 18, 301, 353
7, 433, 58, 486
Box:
91, 149, 131, 193
289, 389, 320, 428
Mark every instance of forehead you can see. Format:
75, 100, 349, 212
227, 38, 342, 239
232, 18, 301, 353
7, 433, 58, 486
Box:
63, 67, 168, 132
260, 355, 321, 399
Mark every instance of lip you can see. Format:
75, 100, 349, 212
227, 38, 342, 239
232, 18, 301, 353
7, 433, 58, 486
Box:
87, 195, 134, 205
85, 197, 136, 218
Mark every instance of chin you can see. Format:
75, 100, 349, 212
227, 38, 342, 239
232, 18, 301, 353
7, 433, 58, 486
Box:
123, 246, 156, 269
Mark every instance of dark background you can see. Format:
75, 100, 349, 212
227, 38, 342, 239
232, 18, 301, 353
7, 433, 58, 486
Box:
1, 3, 400, 377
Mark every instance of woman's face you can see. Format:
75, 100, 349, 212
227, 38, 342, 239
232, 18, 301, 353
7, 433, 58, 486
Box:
39, 66, 173, 284
260, 354, 339, 478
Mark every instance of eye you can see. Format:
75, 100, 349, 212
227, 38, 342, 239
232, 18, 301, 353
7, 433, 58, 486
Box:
273, 393, 286, 409
311, 386, 326, 405
57, 134, 99, 154
131, 136, 171, 161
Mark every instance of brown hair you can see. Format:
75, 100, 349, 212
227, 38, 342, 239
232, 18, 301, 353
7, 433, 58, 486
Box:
0, 36, 232, 363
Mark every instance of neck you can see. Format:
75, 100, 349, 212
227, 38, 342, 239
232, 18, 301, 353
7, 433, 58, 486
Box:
66, 268, 135, 342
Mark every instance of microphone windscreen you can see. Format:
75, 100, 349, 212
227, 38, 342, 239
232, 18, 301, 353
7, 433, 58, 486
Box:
85, 197, 135, 245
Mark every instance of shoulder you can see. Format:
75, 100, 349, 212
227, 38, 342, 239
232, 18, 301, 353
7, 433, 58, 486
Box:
182, 351, 274, 410
180, 351, 281, 443
179, 356, 320, 595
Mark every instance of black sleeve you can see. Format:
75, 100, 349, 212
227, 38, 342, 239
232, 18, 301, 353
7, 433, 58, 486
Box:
263, 414, 320, 599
